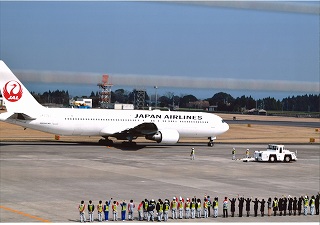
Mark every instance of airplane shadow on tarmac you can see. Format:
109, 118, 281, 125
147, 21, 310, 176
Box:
0, 140, 206, 151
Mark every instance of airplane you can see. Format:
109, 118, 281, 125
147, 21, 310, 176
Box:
0, 60, 229, 146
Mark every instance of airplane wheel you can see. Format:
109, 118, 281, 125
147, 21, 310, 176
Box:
99, 139, 113, 146
208, 142, 213, 147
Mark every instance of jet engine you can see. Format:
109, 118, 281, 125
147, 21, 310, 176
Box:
146, 129, 180, 144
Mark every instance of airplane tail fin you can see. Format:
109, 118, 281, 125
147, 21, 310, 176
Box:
0, 60, 44, 113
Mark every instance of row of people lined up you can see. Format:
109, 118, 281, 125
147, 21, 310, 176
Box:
78, 193, 319, 222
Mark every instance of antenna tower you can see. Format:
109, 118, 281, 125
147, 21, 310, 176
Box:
97, 74, 113, 108
134, 89, 146, 109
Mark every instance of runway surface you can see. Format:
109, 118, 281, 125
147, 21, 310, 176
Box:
226, 119, 320, 128
0, 142, 319, 223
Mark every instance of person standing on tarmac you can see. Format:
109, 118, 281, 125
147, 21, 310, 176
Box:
120, 200, 127, 221
267, 197, 272, 216
112, 200, 119, 221
128, 199, 135, 221
138, 200, 144, 221
238, 195, 244, 217
293, 197, 298, 216
259, 198, 266, 217
207, 195, 212, 217
223, 197, 228, 218
78, 200, 86, 223
283, 196, 288, 216
104, 199, 111, 221
298, 196, 303, 215
147, 199, 156, 222
163, 199, 170, 221
229, 197, 236, 217
288, 195, 293, 216
97, 200, 103, 222
190, 148, 195, 160
184, 198, 191, 219
278, 196, 283, 216
310, 195, 315, 215
246, 149, 250, 158
178, 196, 184, 219
156, 199, 163, 222
88, 200, 95, 222
273, 197, 279, 216
315, 192, 320, 215
196, 198, 202, 218
213, 197, 218, 218
203, 197, 209, 218
190, 198, 196, 219
245, 197, 251, 217
171, 197, 178, 219
232, 148, 236, 160
143, 199, 149, 220
253, 198, 259, 217
303, 195, 309, 216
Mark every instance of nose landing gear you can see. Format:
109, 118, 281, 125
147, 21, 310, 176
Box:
208, 137, 216, 147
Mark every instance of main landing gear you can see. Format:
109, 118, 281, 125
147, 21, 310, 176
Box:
98, 138, 113, 146
208, 137, 215, 147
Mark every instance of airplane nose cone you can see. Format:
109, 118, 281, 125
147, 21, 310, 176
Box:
222, 121, 229, 134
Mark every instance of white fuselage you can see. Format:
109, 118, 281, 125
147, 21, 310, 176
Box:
3, 107, 229, 139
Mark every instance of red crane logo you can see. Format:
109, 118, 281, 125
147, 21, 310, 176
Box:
3, 80, 23, 102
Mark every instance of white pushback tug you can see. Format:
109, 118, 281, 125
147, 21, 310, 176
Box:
253, 144, 297, 162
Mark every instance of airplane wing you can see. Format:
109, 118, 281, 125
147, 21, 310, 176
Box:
100, 122, 158, 140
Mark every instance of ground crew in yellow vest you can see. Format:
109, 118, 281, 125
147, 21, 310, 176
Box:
78, 200, 86, 223
143, 199, 149, 220
104, 199, 111, 221
273, 197, 278, 216
203, 197, 209, 218
184, 198, 191, 219
163, 199, 170, 221
178, 196, 184, 219
88, 200, 95, 222
304, 195, 309, 216
246, 149, 250, 158
112, 200, 119, 221
120, 200, 127, 221
213, 197, 219, 218
190, 198, 196, 219
97, 200, 103, 222
171, 197, 178, 219
190, 148, 195, 160
232, 148, 236, 160
156, 199, 163, 222
128, 199, 135, 221
196, 198, 202, 218
309, 195, 315, 215
207, 195, 212, 217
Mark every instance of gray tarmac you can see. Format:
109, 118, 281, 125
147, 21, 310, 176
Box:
0, 142, 319, 223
